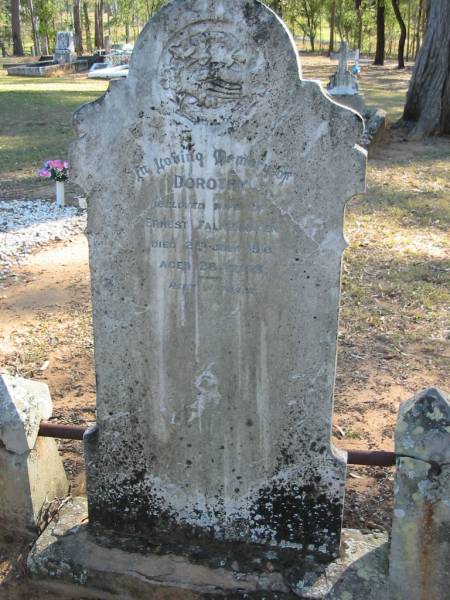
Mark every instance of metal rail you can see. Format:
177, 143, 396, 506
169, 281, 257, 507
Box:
38, 421, 396, 466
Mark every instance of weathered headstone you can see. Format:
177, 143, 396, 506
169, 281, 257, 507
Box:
73, 0, 365, 565
0, 375, 69, 534
389, 387, 450, 600
54, 31, 76, 64
327, 41, 364, 115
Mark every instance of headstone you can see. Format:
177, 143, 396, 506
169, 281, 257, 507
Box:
73, 0, 365, 566
328, 41, 359, 95
327, 41, 364, 115
389, 387, 450, 600
0, 375, 69, 534
54, 31, 76, 64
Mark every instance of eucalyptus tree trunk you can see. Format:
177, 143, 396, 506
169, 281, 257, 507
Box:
11, 0, 24, 55
328, 0, 336, 55
392, 0, 406, 68
402, 0, 450, 137
355, 0, 363, 50
414, 0, 423, 58
0, 40, 8, 57
73, 0, 83, 54
94, 0, 103, 49
374, 0, 385, 65
28, 0, 40, 55
83, 1, 92, 52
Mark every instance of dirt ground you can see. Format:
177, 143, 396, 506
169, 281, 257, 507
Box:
1, 57, 449, 597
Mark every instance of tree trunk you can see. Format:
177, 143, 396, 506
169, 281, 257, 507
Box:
402, 0, 450, 137
98, 0, 104, 47
11, 0, 24, 56
73, 0, 83, 54
392, 0, 406, 68
374, 0, 385, 65
28, 0, 40, 55
83, 1, 92, 52
406, 0, 411, 60
414, 0, 423, 58
94, 0, 103, 48
355, 0, 363, 50
0, 40, 8, 57
329, 0, 336, 55
40, 35, 48, 54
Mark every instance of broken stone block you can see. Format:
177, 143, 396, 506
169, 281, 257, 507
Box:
0, 375, 69, 534
389, 387, 450, 600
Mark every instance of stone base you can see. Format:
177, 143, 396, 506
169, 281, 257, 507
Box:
28, 497, 390, 599
7, 60, 88, 77
362, 108, 388, 152
329, 93, 365, 117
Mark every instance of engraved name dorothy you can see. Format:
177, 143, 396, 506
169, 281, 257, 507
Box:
145, 219, 278, 233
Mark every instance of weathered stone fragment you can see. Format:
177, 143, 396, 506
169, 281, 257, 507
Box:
0, 375, 69, 533
389, 387, 450, 600
72, 0, 366, 563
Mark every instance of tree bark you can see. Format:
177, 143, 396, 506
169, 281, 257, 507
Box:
355, 0, 363, 50
406, 0, 411, 60
392, 0, 406, 68
40, 35, 48, 54
83, 1, 92, 52
94, 0, 103, 49
402, 0, 450, 137
73, 0, 83, 54
328, 0, 336, 55
0, 40, 8, 57
414, 0, 423, 58
28, 0, 40, 55
374, 0, 385, 65
98, 0, 104, 47
11, 0, 24, 55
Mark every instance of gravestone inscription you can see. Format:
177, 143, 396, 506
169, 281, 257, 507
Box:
73, 0, 366, 563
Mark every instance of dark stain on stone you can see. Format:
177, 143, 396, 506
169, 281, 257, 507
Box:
251, 479, 342, 558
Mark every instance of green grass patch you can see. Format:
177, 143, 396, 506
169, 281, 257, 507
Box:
0, 67, 107, 182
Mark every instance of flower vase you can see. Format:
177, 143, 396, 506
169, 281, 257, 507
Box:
56, 181, 65, 207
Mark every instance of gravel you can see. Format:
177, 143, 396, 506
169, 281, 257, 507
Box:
0, 199, 87, 281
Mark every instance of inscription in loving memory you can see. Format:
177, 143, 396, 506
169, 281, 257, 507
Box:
139, 146, 293, 297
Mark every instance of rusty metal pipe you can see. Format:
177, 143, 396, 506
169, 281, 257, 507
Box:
39, 421, 397, 466
346, 449, 395, 467
39, 420, 86, 441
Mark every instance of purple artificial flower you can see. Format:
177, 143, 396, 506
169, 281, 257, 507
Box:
38, 168, 51, 178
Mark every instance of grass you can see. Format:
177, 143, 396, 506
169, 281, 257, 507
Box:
0, 62, 107, 193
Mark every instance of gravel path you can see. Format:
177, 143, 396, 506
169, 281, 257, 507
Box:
0, 199, 86, 281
